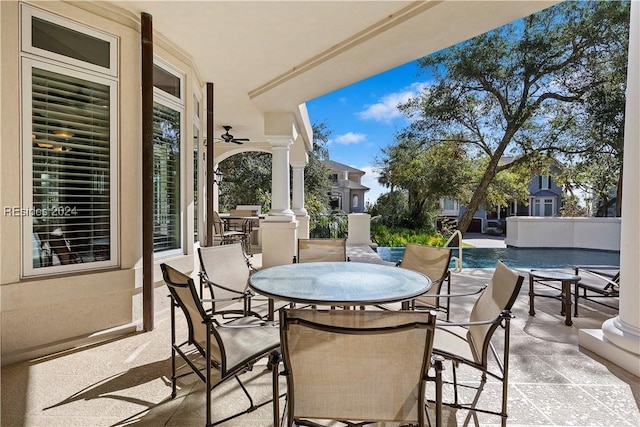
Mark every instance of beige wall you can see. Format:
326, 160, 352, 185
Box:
0, 1, 201, 364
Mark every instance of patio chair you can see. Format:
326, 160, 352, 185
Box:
280, 308, 444, 427
398, 243, 453, 320
432, 260, 524, 427
212, 211, 250, 254
197, 244, 289, 320
293, 238, 349, 263
293, 238, 350, 309
160, 263, 281, 427
573, 265, 620, 314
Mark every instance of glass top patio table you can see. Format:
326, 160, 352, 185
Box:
249, 261, 432, 307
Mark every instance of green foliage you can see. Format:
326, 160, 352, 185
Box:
370, 222, 447, 247
219, 152, 271, 212
374, 140, 474, 227
310, 210, 348, 238
368, 190, 410, 227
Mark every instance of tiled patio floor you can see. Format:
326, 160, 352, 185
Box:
1, 245, 638, 426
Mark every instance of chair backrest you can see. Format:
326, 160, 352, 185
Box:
47, 228, 78, 264
467, 261, 524, 364
160, 264, 214, 356
399, 243, 452, 306
296, 238, 347, 263
281, 309, 436, 425
198, 244, 251, 308
212, 211, 225, 236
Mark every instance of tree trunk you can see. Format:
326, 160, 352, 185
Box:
457, 129, 515, 233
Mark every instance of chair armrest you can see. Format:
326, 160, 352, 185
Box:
201, 277, 252, 297
423, 285, 486, 300
435, 310, 513, 328
201, 296, 245, 303
212, 319, 279, 328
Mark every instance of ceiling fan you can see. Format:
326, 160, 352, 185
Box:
219, 125, 249, 144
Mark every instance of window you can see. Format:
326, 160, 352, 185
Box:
153, 60, 184, 254
539, 175, 550, 190
21, 5, 118, 276
352, 194, 359, 208
193, 125, 200, 243
21, 5, 118, 76
442, 198, 457, 211
153, 103, 182, 252
531, 197, 555, 216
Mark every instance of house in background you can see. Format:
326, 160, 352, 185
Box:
323, 160, 369, 214
439, 157, 564, 233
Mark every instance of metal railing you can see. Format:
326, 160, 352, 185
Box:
445, 230, 463, 272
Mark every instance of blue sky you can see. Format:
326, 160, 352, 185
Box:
306, 60, 431, 205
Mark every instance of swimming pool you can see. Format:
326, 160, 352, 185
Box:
375, 247, 620, 269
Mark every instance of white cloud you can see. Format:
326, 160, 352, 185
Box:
332, 132, 367, 145
357, 82, 427, 123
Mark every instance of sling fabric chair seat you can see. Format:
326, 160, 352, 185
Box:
160, 263, 281, 427
398, 243, 453, 319
280, 308, 444, 427
432, 260, 524, 427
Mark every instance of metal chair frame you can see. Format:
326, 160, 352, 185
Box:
160, 263, 281, 427
431, 261, 524, 427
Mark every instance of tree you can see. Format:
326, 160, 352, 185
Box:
303, 122, 333, 217
398, 0, 630, 233
375, 139, 474, 228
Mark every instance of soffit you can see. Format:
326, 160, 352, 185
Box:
112, 1, 558, 145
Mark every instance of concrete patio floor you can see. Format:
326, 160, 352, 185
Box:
1, 244, 638, 426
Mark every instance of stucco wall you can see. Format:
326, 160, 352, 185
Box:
505, 217, 621, 251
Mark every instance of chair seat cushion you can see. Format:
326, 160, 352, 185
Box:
208, 317, 280, 373
433, 324, 476, 363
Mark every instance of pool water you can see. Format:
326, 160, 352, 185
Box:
375, 247, 620, 269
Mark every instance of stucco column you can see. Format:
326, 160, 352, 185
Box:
291, 161, 309, 239
579, 0, 640, 376
266, 138, 295, 221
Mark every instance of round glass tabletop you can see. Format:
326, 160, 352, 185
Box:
249, 262, 432, 306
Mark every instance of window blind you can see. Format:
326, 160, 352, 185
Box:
31, 67, 111, 267
153, 102, 181, 252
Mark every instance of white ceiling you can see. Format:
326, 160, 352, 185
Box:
112, 0, 558, 146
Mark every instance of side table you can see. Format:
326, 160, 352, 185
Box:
529, 270, 581, 326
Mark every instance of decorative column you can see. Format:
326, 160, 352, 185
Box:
292, 161, 309, 239
266, 138, 295, 221
261, 137, 298, 268
579, 0, 640, 376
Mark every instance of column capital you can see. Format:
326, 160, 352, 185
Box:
267, 137, 293, 148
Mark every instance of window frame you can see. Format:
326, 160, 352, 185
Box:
153, 58, 185, 257
21, 57, 119, 277
21, 4, 118, 77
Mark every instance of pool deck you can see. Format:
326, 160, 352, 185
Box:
2, 238, 637, 426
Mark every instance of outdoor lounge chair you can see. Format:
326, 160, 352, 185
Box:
432, 260, 524, 427
293, 238, 349, 263
279, 308, 444, 427
398, 243, 453, 320
197, 244, 289, 320
160, 263, 281, 427
573, 265, 620, 314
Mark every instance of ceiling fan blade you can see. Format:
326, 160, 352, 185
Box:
233, 138, 250, 142
231, 140, 244, 145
